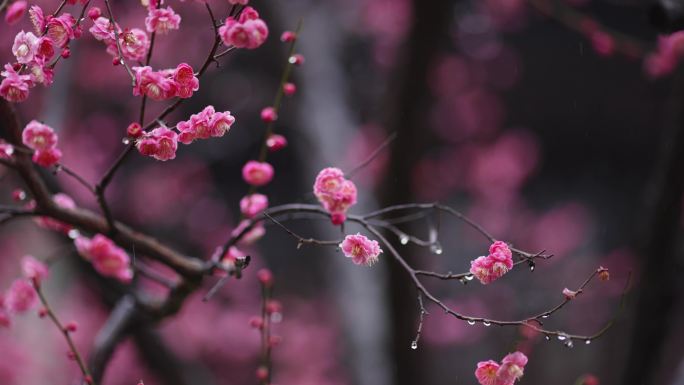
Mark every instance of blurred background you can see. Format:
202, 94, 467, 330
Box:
1, 0, 683, 384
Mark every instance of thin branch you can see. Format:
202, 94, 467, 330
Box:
103, 0, 135, 85
345, 131, 397, 179
263, 212, 341, 248
56, 164, 95, 193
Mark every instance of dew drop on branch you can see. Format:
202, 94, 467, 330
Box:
68, 229, 80, 239
585, 339, 591, 345
483, 321, 491, 327
467, 320, 476, 326
410, 341, 418, 350
399, 234, 409, 245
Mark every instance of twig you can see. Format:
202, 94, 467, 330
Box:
345, 132, 397, 179
103, 0, 135, 85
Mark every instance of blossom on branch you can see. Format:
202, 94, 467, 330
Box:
136, 126, 178, 161
21, 120, 62, 167
240, 193, 268, 218
218, 6, 268, 50
242, 160, 274, 186
313, 167, 357, 225
475, 351, 528, 385
74, 234, 133, 283
145, 6, 181, 34
339, 233, 382, 266
177, 105, 234, 144
469, 240, 514, 284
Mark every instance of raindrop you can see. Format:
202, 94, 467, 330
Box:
5, 147, 14, 156
122, 138, 131, 145
529, 264, 535, 272
410, 341, 418, 350
465, 275, 474, 281
288, 56, 297, 64
54, 165, 63, 173
68, 229, 80, 239
541, 314, 549, 319
557, 334, 567, 341
483, 321, 491, 327
459, 278, 467, 285
585, 339, 591, 345
430, 243, 443, 255
544, 335, 551, 341
565, 340, 574, 348
467, 320, 476, 326
119, 59, 124, 65
399, 234, 409, 245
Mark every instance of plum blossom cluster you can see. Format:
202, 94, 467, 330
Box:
313, 167, 358, 225
219, 6, 268, 50
27, 193, 77, 234
21, 120, 62, 167
144, 3, 181, 34
339, 233, 383, 266
135, 105, 235, 161
644, 31, 684, 78
89, 14, 150, 63
475, 351, 528, 385
469, 241, 514, 285
1, 5, 84, 102
132, 63, 199, 100
75, 234, 133, 283
0, 256, 48, 328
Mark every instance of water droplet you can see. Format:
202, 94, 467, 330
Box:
270, 312, 282, 323
465, 275, 474, 281
430, 243, 443, 255
399, 234, 409, 245
119, 59, 124, 65
557, 334, 567, 341
467, 320, 476, 326
544, 335, 551, 341
122, 138, 130, 145
410, 341, 418, 350
585, 339, 591, 345
54, 165, 63, 173
5, 147, 14, 156
565, 340, 574, 348
288, 56, 297, 64
483, 321, 491, 327
541, 314, 549, 319
529, 264, 535, 272
67, 229, 80, 239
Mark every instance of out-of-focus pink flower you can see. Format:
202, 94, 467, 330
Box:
644, 31, 684, 78
22, 120, 57, 151
218, 7, 268, 49
212, 245, 245, 274
28, 5, 45, 34
242, 160, 274, 186
32, 147, 61, 167
562, 287, 579, 300
590, 30, 615, 57
5, 279, 37, 313
260, 106, 277, 123
339, 233, 382, 266
4, 1, 27, 25
87, 7, 101, 20
240, 193, 268, 217
21, 256, 49, 284
313, 167, 357, 225
228, 0, 249, 4
280, 31, 297, 42
231, 219, 266, 245
282, 82, 296, 96
145, 6, 181, 34
1, 64, 31, 102
74, 234, 133, 283
474, 360, 499, 385
33, 193, 76, 233
581, 374, 600, 385
266, 134, 287, 152
136, 126, 178, 161
469, 240, 514, 284
89, 17, 119, 43
0, 139, 14, 158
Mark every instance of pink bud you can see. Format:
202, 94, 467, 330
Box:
112, 57, 121, 66
257, 268, 273, 287
61, 49, 71, 59
598, 267, 609, 281
87, 7, 101, 20
260, 107, 277, 123
280, 31, 297, 42
289, 54, 305, 65
330, 212, 346, 225
38, 307, 48, 318
283, 82, 296, 96
265, 300, 281, 314
127, 122, 142, 138
4, 0, 27, 25
12, 189, 26, 201
84, 375, 93, 385
249, 316, 264, 329
65, 321, 78, 332
242, 160, 274, 186
256, 366, 269, 381
562, 288, 579, 300
67, 351, 76, 360
266, 134, 287, 152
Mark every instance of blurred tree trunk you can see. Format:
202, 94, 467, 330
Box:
377, 1, 457, 384
621, 68, 684, 385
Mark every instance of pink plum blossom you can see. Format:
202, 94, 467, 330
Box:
74, 234, 133, 283
132, 66, 178, 100
339, 233, 382, 266
266, 134, 287, 152
562, 288, 579, 300
313, 167, 358, 225
218, 7, 268, 49
136, 126, 178, 161
32, 147, 61, 167
260, 106, 277, 123
145, 6, 181, 34
46, 13, 77, 48
242, 160, 274, 186
12, 31, 38, 64
22, 120, 58, 151
474, 360, 500, 385
0, 139, 14, 158
4, 279, 37, 313
240, 193, 268, 217
475, 351, 528, 385
469, 241, 514, 284
177, 105, 234, 144
33, 193, 76, 233
20, 255, 49, 284
231, 219, 266, 245
0, 64, 31, 102
89, 17, 120, 43
28, 5, 45, 34
118, 28, 149, 61
4, 1, 27, 25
